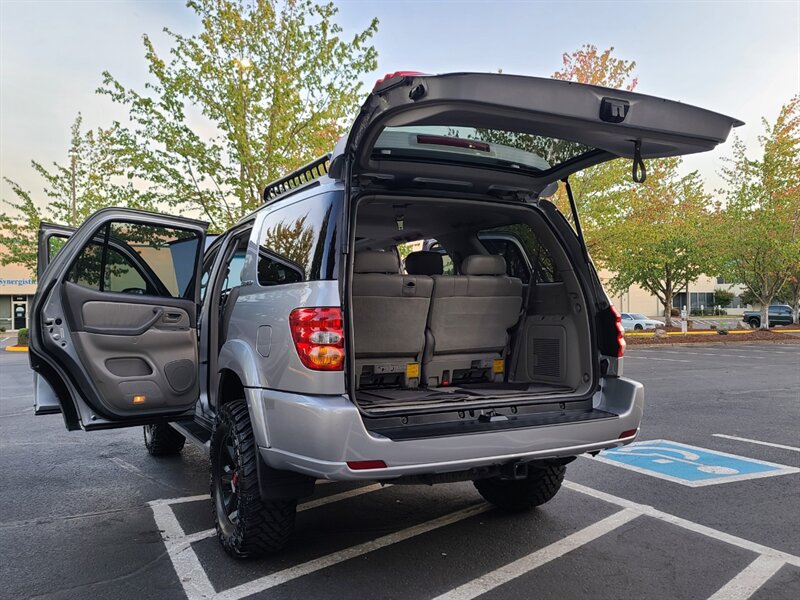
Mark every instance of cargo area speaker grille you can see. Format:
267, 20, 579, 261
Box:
532, 337, 561, 379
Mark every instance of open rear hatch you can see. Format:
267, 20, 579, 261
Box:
338, 72, 741, 418
333, 71, 742, 196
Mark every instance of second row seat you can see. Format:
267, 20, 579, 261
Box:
407, 253, 523, 386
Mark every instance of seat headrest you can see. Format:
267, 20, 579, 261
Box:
354, 250, 400, 274
405, 251, 444, 276
461, 254, 506, 276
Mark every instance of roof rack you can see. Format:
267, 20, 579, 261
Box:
262, 154, 331, 203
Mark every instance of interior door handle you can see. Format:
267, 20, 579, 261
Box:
84, 307, 164, 336
163, 312, 183, 323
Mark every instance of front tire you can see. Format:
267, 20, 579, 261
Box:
474, 463, 566, 512
143, 423, 185, 456
748, 318, 760, 329
211, 400, 297, 558
634, 324, 643, 331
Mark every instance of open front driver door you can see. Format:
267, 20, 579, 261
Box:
30, 209, 208, 431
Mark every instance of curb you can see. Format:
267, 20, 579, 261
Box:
626, 329, 800, 338
627, 338, 800, 348
4, 346, 28, 353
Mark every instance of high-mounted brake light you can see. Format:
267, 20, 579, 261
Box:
610, 305, 627, 357
289, 307, 345, 371
416, 135, 490, 152
372, 71, 428, 90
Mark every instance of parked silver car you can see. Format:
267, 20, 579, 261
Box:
30, 72, 740, 557
621, 313, 666, 331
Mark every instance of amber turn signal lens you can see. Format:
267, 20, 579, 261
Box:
132, 395, 146, 404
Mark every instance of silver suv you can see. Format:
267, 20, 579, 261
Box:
30, 72, 740, 557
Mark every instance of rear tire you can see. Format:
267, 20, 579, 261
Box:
634, 324, 643, 331
143, 424, 186, 456
211, 400, 297, 558
474, 463, 566, 512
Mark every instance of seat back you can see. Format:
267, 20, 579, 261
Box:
352, 251, 433, 387
424, 254, 522, 386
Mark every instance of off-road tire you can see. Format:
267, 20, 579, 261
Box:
143, 423, 186, 456
474, 463, 566, 512
211, 400, 297, 558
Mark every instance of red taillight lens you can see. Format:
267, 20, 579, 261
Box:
609, 305, 626, 357
619, 429, 638, 439
347, 460, 387, 470
289, 307, 345, 371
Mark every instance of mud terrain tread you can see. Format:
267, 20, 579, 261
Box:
474, 463, 566, 511
143, 424, 186, 456
211, 400, 296, 558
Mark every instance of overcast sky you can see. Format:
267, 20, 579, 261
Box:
1, 0, 798, 212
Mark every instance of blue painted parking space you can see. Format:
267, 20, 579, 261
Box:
593, 440, 800, 487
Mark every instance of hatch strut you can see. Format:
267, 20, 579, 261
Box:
561, 177, 590, 265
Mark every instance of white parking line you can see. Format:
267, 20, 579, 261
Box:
564, 481, 800, 567
216, 503, 490, 600
150, 501, 216, 600
432, 509, 639, 600
713, 434, 800, 453
638, 349, 765, 360
158, 484, 391, 546
625, 355, 691, 363
707, 555, 786, 600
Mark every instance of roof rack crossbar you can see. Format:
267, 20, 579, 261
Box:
262, 154, 331, 203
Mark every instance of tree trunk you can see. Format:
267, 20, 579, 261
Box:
663, 288, 673, 327
760, 302, 770, 330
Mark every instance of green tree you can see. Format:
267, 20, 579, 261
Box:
0, 114, 143, 273
549, 45, 641, 254
99, 0, 378, 231
777, 275, 800, 323
713, 288, 735, 309
594, 159, 711, 326
713, 96, 800, 329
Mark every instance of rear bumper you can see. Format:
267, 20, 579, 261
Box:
256, 376, 643, 481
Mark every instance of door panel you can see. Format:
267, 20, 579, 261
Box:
30, 209, 207, 431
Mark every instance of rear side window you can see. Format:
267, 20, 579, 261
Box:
257, 191, 341, 286
479, 237, 530, 283
426, 242, 456, 275
67, 221, 201, 298
480, 226, 560, 283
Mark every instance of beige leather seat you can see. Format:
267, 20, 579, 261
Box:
423, 254, 522, 386
352, 251, 433, 388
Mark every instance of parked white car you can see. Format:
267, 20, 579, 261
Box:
620, 313, 665, 331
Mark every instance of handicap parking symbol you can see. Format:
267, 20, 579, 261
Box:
594, 439, 800, 487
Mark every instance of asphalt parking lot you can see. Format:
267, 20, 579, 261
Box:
1, 343, 798, 600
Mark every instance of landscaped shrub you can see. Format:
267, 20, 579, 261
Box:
17, 327, 29, 346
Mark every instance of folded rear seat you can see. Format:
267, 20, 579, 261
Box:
423, 254, 522, 387
352, 250, 433, 388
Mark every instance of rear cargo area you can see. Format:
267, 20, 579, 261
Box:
349, 195, 596, 415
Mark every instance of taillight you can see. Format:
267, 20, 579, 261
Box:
610, 306, 627, 357
289, 307, 345, 371
597, 306, 626, 358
